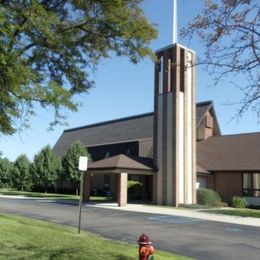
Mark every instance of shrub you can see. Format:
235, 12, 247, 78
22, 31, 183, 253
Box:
197, 188, 221, 206
127, 180, 143, 200
231, 196, 247, 208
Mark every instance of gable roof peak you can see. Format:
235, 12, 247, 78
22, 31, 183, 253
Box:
196, 100, 213, 107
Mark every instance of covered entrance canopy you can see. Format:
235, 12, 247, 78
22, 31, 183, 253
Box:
83, 154, 155, 206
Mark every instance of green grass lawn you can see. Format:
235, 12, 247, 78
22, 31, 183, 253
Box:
0, 214, 193, 260
0, 189, 77, 199
202, 208, 260, 218
0, 189, 112, 202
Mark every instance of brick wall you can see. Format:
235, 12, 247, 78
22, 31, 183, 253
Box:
215, 172, 242, 202
204, 112, 214, 140
207, 175, 215, 190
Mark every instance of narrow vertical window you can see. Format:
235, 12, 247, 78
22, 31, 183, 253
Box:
167, 59, 171, 92
159, 56, 164, 94
180, 49, 185, 92
243, 173, 260, 197
253, 173, 260, 196
243, 173, 251, 196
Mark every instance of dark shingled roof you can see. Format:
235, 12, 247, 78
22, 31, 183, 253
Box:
53, 101, 215, 157
197, 132, 260, 171
197, 163, 210, 174
53, 112, 153, 157
88, 154, 154, 173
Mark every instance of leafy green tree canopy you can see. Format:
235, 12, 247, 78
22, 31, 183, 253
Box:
12, 154, 31, 191
62, 141, 90, 195
181, 0, 259, 119
0, 157, 13, 188
0, 0, 157, 135
31, 145, 61, 193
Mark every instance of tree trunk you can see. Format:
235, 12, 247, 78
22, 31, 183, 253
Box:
76, 187, 78, 196
45, 186, 48, 194
21, 186, 23, 192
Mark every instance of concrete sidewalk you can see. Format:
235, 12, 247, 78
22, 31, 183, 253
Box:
86, 202, 260, 228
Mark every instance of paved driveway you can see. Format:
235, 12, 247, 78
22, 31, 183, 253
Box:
1, 197, 260, 260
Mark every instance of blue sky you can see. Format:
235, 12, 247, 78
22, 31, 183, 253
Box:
1, 0, 259, 161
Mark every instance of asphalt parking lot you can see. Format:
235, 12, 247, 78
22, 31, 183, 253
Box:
1, 197, 260, 260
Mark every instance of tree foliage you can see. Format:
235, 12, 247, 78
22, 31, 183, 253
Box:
0, 157, 13, 188
61, 141, 90, 195
0, 0, 157, 135
31, 145, 61, 193
12, 154, 31, 191
181, 0, 260, 119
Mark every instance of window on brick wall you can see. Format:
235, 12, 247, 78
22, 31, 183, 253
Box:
158, 56, 163, 94
243, 173, 260, 197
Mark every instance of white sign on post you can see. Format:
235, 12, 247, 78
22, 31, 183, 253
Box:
78, 156, 88, 171
78, 156, 88, 234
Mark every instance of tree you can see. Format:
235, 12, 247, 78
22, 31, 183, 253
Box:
31, 145, 61, 193
12, 154, 31, 191
0, 0, 157, 136
0, 157, 13, 188
62, 141, 90, 195
181, 0, 260, 119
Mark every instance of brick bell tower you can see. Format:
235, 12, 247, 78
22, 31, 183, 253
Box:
153, 43, 197, 206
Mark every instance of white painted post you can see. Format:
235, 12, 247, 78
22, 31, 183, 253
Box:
78, 156, 88, 234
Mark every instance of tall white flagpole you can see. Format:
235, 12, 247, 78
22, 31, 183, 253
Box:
173, 0, 177, 44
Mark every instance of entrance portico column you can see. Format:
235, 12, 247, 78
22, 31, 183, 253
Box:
118, 172, 128, 207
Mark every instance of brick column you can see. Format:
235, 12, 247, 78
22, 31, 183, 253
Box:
118, 172, 128, 207
153, 44, 196, 206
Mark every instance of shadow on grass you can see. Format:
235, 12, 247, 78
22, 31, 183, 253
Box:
0, 245, 136, 260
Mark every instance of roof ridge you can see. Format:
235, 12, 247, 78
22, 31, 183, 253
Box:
64, 112, 154, 133
88, 153, 154, 171
207, 131, 260, 139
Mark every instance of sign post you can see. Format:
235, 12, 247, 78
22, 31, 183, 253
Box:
78, 156, 88, 234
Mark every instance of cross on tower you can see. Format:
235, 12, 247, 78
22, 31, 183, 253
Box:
173, 0, 178, 43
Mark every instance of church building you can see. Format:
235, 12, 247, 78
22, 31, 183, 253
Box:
53, 43, 260, 207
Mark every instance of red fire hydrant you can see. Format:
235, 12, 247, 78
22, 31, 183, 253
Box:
137, 233, 155, 260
